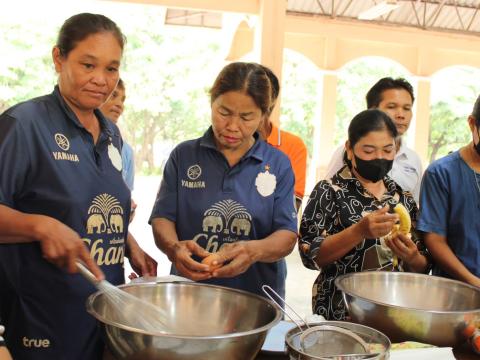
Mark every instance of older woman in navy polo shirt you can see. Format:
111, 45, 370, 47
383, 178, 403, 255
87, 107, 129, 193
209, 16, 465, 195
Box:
0, 13, 155, 360
151, 62, 298, 298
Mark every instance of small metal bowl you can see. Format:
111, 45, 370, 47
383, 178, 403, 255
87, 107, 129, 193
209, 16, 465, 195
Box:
285, 321, 391, 360
335, 272, 480, 346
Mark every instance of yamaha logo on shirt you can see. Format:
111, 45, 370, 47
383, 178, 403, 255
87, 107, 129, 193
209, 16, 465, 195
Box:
52, 133, 79, 162
83, 193, 125, 266
182, 164, 205, 188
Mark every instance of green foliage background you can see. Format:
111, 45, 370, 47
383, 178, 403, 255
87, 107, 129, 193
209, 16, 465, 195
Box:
1, 4, 479, 175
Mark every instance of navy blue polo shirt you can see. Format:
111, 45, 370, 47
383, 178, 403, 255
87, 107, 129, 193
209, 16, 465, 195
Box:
150, 127, 297, 297
0, 86, 130, 360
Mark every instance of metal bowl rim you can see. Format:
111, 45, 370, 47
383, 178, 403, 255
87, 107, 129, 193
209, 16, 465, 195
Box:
284, 320, 391, 359
334, 271, 480, 314
85, 281, 282, 339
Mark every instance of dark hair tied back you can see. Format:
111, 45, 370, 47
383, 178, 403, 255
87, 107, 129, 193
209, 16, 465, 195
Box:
56, 13, 125, 57
209, 62, 272, 115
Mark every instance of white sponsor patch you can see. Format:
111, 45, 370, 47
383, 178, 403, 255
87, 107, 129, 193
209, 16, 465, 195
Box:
108, 144, 122, 171
255, 169, 276, 197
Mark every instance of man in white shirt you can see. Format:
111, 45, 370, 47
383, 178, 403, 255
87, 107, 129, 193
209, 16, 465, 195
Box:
325, 77, 423, 203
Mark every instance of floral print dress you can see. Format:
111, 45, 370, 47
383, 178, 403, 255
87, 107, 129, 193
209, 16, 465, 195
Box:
299, 166, 429, 320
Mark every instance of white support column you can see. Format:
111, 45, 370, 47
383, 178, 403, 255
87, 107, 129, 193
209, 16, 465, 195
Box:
314, 71, 338, 182
414, 78, 431, 167
254, 0, 287, 126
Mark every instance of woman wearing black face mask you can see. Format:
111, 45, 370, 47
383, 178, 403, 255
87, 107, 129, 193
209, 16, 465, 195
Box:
299, 109, 430, 321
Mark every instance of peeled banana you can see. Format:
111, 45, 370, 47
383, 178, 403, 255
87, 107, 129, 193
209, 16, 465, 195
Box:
393, 203, 411, 235
387, 203, 411, 267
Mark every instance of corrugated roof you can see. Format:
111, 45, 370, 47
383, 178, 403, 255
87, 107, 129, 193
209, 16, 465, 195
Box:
287, 0, 480, 34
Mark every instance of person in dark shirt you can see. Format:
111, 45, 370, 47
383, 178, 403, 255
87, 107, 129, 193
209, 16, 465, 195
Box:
299, 109, 430, 320
150, 62, 298, 298
0, 13, 155, 360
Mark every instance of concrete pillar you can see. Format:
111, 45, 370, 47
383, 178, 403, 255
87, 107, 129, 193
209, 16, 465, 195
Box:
414, 78, 431, 167
314, 71, 338, 181
254, 0, 287, 126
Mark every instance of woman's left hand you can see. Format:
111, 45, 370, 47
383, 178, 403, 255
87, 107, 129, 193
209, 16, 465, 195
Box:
126, 234, 158, 277
208, 241, 255, 278
385, 232, 420, 266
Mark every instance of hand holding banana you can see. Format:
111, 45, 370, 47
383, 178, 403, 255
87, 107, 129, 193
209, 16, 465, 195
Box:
385, 203, 421, 267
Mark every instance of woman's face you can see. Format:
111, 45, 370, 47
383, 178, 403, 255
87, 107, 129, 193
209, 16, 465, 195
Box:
347, 129, 396, 165
377, 88, 413, 136
53, 32, 122, 113
211, 90, 263, 153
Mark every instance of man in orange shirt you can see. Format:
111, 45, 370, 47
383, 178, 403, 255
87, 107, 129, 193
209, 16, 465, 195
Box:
258, 65, 308, 211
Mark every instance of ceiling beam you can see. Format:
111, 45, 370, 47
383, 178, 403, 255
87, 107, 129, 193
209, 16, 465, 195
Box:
100, 0, 258, 14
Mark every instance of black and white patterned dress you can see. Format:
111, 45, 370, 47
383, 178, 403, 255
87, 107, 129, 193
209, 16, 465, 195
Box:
299, 165, 428, 320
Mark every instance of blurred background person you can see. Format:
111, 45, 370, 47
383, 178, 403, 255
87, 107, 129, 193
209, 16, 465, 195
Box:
257, 65, 307, 212
325, 77, 423, 204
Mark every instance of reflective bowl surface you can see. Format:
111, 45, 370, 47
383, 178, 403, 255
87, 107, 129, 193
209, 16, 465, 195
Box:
86, 282, 281, 360
285, 321, 391, 360
335, 272, 480, 346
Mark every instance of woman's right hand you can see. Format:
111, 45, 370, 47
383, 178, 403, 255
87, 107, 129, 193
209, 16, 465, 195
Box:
355, 206, 398, 239
168, 240, 212, 281
32, 215, 104, 281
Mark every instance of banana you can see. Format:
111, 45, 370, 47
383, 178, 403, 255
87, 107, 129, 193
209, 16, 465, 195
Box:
386, 203, 411, 268
393, 203, 411, 235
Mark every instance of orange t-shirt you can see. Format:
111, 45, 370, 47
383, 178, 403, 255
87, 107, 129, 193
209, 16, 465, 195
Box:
266, 123, 307, 200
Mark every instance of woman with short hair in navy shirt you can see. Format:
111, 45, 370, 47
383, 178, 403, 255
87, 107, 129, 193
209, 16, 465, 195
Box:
0, 13, 156, 360
151, 62, 298, 298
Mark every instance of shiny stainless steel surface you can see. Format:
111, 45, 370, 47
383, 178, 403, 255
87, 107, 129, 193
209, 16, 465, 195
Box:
335, 272, 480, 347
87, 282, 281, 360
285, 321, 390, 360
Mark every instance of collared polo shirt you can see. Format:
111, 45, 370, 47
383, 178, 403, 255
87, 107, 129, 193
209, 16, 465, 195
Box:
417, 151, 480, 278
324, 142, 423, 203
266, 123, 307, 201
0, 86, 130, 360
150, 127, 297, 297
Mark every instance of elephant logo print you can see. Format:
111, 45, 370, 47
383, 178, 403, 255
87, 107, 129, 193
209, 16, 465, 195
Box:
231, 218, 251, 236
202, 215, 223, 232
202, 200, 251, 236
86, 194, 124, 235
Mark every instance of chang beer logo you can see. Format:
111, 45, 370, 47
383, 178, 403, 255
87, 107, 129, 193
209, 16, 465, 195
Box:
87, 193, 124, 234
84, 193, 125, 266
194, 199, 252, 253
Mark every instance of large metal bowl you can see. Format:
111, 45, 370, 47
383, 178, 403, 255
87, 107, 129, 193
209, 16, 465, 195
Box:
86, 282, 281, 360
335, 272, 480, 347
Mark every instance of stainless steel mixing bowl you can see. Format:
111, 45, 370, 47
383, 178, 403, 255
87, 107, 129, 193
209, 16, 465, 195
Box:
335, 272, 480, 347
86, 282, 281, 360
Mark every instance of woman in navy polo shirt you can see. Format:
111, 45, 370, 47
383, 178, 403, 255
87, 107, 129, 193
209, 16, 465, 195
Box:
0, 13, 155, 360
151, 62, 298, 298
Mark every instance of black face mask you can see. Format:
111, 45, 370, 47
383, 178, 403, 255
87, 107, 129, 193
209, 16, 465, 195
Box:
354, 155, 393, 182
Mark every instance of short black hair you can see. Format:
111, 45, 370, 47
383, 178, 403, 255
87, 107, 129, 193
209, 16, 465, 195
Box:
366, 77, 415, 108
348, 109, 398, 148
472, 94, 480, 126
259, 65, 280, 115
